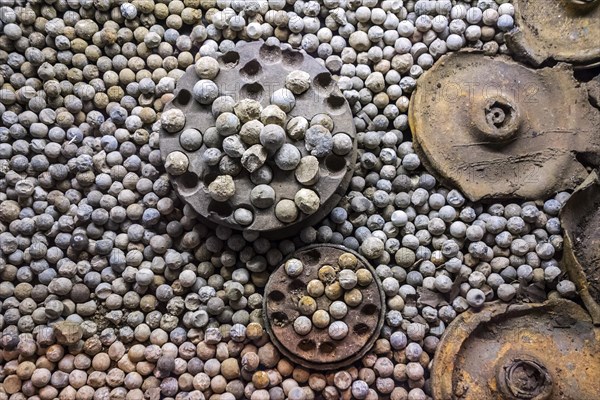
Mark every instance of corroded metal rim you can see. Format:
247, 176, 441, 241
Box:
560, 170, 600, 325
263, 244, 385, 370
408, 51, 600, 201
431, 300, 600, 400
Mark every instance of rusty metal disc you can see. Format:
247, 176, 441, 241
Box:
408, 52, 600, 201
431, 300, 600, 400
159, 40, 356, 238
263, 245, 385, 370
506, 0, 600, 68
561, 170, 600, 325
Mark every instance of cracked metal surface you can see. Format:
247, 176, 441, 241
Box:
561, 170, 600, 325
408, 52, 600, 201
431, 300, 600, 400
263, 245, 385, 370
159, 40, 356, 238
506, 0, 600, 68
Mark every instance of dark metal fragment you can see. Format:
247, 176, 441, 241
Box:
159, 40, 356, 238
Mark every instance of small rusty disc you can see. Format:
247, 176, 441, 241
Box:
561, 170, 600, 325
506, 0, 600, 68
408, 51, 600, 201
159, 40, 356, 238
431, 300, 600, 400
263, 244, 385, 370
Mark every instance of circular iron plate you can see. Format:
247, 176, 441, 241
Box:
159, 40, 356, 238
264, 244, 385, 370
431, 300, 600, 400
408, 51, 600, 201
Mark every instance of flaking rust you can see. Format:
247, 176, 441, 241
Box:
561, 170, 600, 325
409, 51, 600, 202
431, 299, 600, 400
506, 0, 600, 68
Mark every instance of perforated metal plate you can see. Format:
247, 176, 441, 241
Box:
264, 245, 385, 370
159, 40, 356, 238
506, 0, 600, 68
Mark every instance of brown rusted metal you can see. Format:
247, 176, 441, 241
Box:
263, 244, 385, 370
506, 0, 600, 68
408, 52, 600, 201
159, 40, 356, 238
560, 170, 600, 325
431, 299, 600, 400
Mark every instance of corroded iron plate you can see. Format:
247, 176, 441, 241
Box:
159, 40, 356, 237
432, 300, 600, 400
263, 245, 385, 370
409, 52, 600, 201
506, 0, 600, 68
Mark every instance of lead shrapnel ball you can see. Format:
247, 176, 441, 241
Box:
264, 245, 385, 370
159, 40, 357, 238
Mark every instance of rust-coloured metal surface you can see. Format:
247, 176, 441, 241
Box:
408, 52, 600, 201
431, 300, 600, 400
263, 245, 385, 370
506, 0, 600, 68
561, 170, 600, 325
159, 40, 356, 238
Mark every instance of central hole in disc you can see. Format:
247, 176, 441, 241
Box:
504, 360, 552, 399
486, 101, 514, 129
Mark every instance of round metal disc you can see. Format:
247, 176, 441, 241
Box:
159, 40, 356, 238
408, 51, 600, 201
263, 245, 385, 370
431, 300, 600, 400
507, 0, 600, 68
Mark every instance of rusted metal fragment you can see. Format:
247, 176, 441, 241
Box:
561, 170, 600, 325
263, 245, 385, 370
431, 300, 600, 400
159, 40, 356, 238
506, 0, 600, 68
587, 73, 600, 108
409, 52, 600, 201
